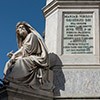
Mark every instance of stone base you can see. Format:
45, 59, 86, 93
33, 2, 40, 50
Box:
0, 84, 53, 100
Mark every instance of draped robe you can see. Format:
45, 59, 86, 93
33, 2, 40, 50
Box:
4, 32, 49, 87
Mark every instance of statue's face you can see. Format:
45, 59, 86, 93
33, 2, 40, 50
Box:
16, 25, 28, 39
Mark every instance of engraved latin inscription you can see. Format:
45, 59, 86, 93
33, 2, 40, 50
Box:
63, 12, 93, 54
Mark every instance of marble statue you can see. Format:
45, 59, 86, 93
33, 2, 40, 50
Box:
3, 22, 50, 88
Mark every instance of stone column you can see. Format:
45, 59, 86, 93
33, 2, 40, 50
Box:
43, 0, 100, 99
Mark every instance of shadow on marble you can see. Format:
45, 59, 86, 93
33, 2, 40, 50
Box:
49, 53, 66, 96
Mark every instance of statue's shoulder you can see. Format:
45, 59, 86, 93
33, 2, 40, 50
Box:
26, 33, 38, 41
30, 32, 38, 38
27, 32, 35, 38
29, 32, 36, 36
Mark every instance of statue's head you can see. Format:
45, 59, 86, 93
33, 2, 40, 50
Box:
16, 22, 31, 33
16, 22, 31, 40
16, 22, 31, 48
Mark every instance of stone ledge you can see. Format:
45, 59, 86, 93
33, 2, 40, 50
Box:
0, 84, 53, 100
43, 0, 100, 17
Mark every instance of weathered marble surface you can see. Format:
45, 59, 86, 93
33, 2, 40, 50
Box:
54, 68, 100, 97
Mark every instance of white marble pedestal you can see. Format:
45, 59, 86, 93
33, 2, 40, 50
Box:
43, 0, 100, 99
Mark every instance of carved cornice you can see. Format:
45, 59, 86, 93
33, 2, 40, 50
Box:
43, 0, 100, 17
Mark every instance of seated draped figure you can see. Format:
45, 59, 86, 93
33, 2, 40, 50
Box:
3, 22, 52, 89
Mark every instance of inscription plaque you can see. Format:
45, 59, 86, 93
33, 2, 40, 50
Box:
63, 12, 94, 54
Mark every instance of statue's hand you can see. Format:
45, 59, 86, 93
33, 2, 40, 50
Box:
7, 50, 13, 58
10, 54, 16, 64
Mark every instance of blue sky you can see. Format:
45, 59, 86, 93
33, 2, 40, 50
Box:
0, 0, 46, 79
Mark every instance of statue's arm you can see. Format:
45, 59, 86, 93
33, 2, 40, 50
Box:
11, 47, 23, 60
